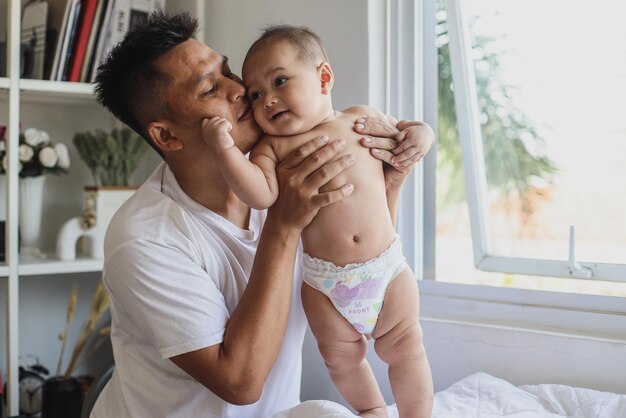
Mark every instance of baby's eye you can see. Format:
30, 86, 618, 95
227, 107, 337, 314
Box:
249, 91, 261, 102
203, 85, 216, 96
274, 77, 287, 87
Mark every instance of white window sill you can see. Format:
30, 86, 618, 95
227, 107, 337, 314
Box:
418, 280, 626, 343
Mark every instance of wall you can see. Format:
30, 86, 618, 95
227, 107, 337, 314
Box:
302, 319, 626, 408
203, 0, 369, 110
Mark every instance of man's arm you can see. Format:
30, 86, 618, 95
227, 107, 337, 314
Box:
170, 136, 354, 404
201, 116, 279, 209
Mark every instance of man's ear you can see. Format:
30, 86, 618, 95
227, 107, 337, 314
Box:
147, 121, 184, 153
318, 62, 334, 94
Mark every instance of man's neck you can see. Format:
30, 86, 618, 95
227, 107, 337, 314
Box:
169, 162, 251, 229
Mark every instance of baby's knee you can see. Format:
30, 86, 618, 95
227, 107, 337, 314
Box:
374, 322, 425, 364
318, 337, 368, 370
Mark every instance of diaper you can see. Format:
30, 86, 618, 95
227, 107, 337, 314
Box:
302, 235, 407, 334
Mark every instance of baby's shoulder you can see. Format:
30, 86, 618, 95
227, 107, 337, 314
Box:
341, 104, 386, 120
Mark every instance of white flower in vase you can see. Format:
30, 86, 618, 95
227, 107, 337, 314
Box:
1, 127, 69, 177
23, 127, 47, 146
54, 143, 71, 169
2, 155, 22, 172
39, 146, 59, 168
19, 144, 35, 162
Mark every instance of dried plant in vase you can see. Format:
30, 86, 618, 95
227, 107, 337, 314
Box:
56, 127, 148, 261
56, 285, 78, 376
73, 127, 148, 186
56, 281, 110, 379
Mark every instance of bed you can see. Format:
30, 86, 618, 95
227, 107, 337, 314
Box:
272, 372, 626, 417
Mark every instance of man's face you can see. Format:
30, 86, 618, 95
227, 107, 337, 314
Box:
157, 39, 261, 154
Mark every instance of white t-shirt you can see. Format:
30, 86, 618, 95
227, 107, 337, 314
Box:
91, 163, 307, 418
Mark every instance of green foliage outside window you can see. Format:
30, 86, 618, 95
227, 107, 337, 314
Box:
436, 3, 558, 218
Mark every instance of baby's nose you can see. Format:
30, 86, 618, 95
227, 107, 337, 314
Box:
264, 97, 277, 109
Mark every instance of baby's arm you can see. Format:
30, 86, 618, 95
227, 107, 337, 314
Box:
349, 106, 435, 225
349, 105, 433, 168
201, 117, 279, 209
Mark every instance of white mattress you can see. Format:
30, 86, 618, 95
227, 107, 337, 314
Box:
272, 372, 626, 417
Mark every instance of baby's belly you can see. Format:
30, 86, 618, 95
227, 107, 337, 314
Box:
302, 173, 396, 267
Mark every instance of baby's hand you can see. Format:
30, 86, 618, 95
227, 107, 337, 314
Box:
355, 117, 434, 168
201, 117, 235, 151
391, 121, 434, 167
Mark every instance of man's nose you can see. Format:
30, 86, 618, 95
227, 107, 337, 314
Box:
227, 79, 245, 102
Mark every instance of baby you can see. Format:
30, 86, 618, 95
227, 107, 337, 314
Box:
202, 26, 433, 418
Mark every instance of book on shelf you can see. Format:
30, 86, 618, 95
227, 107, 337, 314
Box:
59, 0, 82, 81
80, 0, 108, 82
49, 0, 166, 83
21, 1, 48, 79
49, 0, 74, 81
89, 0, 116, 82
50, 0, 81, 81
0, 0, 6, 76
89, 0, 166, 82
67, 0, 100, 82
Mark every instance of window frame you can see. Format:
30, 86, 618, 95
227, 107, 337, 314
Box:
443, 0, 626, 283
382, 0, 625, 341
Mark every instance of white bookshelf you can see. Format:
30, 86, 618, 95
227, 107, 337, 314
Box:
2, 0, 205, 415
18, 256, 104, 276
0, 258, 103, 277
20, 79, 96, 103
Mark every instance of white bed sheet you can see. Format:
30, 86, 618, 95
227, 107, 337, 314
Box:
272, 372, 626, 417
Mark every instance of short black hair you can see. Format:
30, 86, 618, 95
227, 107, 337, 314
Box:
94, 11, 198, 154
245, 25, 329, 66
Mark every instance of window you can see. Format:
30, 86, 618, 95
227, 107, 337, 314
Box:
433, 0, 626, 297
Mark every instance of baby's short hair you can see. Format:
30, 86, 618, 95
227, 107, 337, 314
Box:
246, 25, 329, 65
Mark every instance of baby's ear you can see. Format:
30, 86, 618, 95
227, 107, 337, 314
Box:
318, 62, 334, 94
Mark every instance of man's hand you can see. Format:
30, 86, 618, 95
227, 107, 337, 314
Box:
269, 135, 356, 234
201, 116, 235, 151
355, 116, 434, 193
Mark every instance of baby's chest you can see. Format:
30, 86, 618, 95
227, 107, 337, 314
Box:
272, 124, 368, 162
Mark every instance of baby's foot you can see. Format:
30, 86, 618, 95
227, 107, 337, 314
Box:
359, 406, 388, 418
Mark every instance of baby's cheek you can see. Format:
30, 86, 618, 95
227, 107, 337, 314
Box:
253, 111, 269, 131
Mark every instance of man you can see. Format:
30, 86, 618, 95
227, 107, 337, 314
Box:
91, 11, 433, 418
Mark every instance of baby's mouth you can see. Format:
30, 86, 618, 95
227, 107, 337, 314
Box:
272, 110, 288, 120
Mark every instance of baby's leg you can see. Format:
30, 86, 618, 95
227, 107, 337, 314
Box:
302, 283, 388, 418
371, 268, 433, 418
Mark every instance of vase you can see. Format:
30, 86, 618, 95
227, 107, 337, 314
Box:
41, 376, 82, 418
56, 186, 137, 260
19, 175, 46, 259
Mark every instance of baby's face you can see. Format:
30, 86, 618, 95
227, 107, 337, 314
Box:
242, 41, 330, 136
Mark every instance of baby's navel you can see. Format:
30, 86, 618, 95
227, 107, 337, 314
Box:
352, 235, 360, 243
